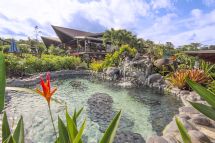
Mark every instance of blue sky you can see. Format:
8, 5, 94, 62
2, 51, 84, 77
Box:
0, 0, 215, 46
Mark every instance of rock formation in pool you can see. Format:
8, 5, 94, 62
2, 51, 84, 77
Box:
87, 92, 145, 143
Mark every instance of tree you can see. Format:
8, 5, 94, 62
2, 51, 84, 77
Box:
103, 28, 140, 51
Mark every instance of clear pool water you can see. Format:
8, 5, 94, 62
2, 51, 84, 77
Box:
2, 76, 182, 143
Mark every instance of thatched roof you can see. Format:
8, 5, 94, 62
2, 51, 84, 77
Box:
185, 50, 215, 63
41, 36, 61, 48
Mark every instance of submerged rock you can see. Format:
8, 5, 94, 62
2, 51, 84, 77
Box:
114, 131, 145, 143
87, 92, 134, 133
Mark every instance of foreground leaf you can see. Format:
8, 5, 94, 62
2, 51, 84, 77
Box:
176, 117, 192, 143
186, 78, 215, 108
66, 110, 78, 142
3, 135, 15, 143
2, 112, 12, 143
73, 119, 86, 143
76, 107, 84, 119
58, 117, 69, 143
190, 102, 215, 121
0, 53, 6, 112
13, 116, 25, 143
99, 110, 122, 143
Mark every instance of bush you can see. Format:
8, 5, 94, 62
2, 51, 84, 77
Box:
4, 54, 83, 77
103, 44, 137, 68
168, 69, 211, 90
90, 60, 104, 72
89, 45, 137, 72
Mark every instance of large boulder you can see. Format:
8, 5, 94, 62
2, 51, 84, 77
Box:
179, 106, 199, 115
190, 114, 212, 127
188, 130, 211, 143
105, 67, 120, 80
163, 118, 197, 135
147, 136, 168, 143
147, 73, 163, 85
154, 59, 172, 68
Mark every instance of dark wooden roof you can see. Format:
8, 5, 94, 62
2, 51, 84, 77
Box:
185, 50, 215, 63
41, 36, 61, 48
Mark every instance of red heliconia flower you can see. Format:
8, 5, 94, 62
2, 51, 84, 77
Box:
36, 72, 57, 105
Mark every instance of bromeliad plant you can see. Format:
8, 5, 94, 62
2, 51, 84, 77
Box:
168, 69, 211, 90
176, 78, 215, 143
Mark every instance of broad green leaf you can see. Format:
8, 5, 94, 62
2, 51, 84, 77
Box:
66, 110, 78, 142
190, 102, 215, 121
0, 53, 6, 112
13, 116, 25, 143
176, 117, 192, 143
2, 112, 12, 143
73, 119, 86, 143
186, 78, 215, 108
58, 117, 69, 143
99, 110, 122, 143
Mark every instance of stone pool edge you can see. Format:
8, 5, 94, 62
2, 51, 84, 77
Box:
7, 70, 91, 87
147, 87, 215, 143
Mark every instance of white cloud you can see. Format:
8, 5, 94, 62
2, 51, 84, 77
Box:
150, 0, 173, 9
0, 0, 214, 46
0, 0, 151, 38
139, 9, 215, 46
202, 0, 215, 6
191, 9, 202, 18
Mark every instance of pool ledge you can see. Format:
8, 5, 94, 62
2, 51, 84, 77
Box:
6, 70, 91, 87
147, 86, 215, 143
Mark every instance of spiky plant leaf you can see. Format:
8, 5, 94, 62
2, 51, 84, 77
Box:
66, 110, 78, 142
186, 78, 215, 108
58, 117, 69, 143
73, 119, 86, 143
189, 102, 215, 121
176, 117, 192, 143
13, 116, 25, 143
2, 112, 11, 143
99, 110, 122, 143
76, 107, 84, 119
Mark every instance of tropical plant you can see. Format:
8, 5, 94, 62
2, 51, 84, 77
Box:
2, 112, 24, 143
208, 80, 215, 93
102, 45, 137, 68
168, 69, 211, 90
103, 28, 142, 51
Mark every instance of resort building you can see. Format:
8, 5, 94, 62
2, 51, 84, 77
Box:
41, 25, 112, 59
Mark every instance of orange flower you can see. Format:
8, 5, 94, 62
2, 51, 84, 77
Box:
36, 72, 57, 105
